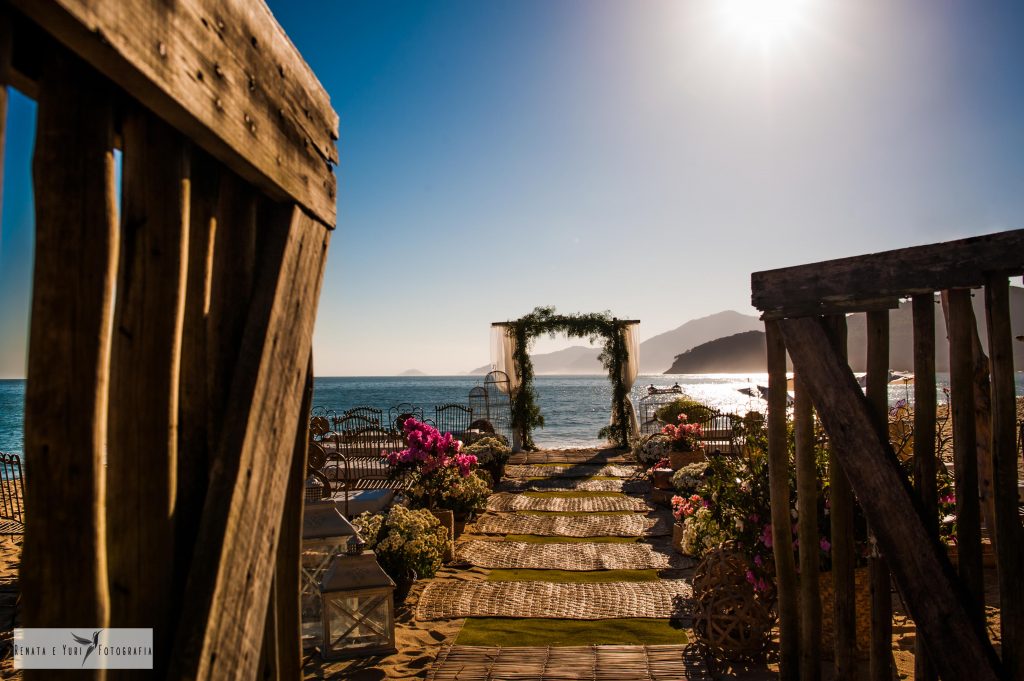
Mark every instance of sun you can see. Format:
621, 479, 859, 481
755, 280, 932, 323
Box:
716, 0, 812, 52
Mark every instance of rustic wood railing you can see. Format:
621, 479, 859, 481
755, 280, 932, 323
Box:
751, 230, 1024, 681
0, 1, 336, 679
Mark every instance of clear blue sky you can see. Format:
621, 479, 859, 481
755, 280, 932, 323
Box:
2, 0, 1024, 376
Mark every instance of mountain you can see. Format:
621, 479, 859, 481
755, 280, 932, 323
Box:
665, 331, 768, 374
398, 368, 427, 376
469, 346, 603, 375
845, 287, 1024, 372
639, 310, 762, 373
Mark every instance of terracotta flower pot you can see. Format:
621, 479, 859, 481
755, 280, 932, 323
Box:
672, 522, 686, 554
669, 448, 705, 471
429, 508, 455, 562
652, 468, 674, 490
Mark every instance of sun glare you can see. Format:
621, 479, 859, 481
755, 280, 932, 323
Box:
716, 0, 812, 52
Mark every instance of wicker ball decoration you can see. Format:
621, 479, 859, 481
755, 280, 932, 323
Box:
692, 545, 776, 661
310, 416, 330, 438
307, 441, 327, 472
692, 543, 749, 594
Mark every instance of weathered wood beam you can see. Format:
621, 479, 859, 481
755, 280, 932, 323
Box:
107, 107, 191, 677
765, 320, 799, 679
171, 205, 330, 680
911, 293, 938, 681
21, 50, 116, 680
272, 354, 313, 679
864, 310, 892, 681
0, 10, 9, 242
759, 297, 899, 321
824, 314, 857, 680
779, 316, 1002, 681
946, 289, 985, 626
794, 372, 820, 681
752, 229, 1024, 316
984, 275, 1024, 681
9, 0, 339, 227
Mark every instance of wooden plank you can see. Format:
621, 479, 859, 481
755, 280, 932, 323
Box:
106, 106, 190, 677
274, 354, 313, 679
765, 320, 799, 679
946, 289, 985, 625
778, 316, 1001, 681
206, 172, 258, 453
174, 150, 221, 631
824, 314, 857, 680
864, 310, 892, 681
759, 296, 899, 321
20, 49, 116, 669
751, 229, 1024, 316
0, 10, 9, 244
911, 293, 938, 681
984, 275, 1024, 681
10, 0, 339, 227
170, 205, 330, 680
794, 372, 820, 681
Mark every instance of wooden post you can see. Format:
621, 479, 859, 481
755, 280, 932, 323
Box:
765, 320, 799, 679
825, 314, 857, 680
107, 107, 190, 677
273, 354, 313, 678
170, 206, 330, 680
946, 289, 985, 626
865, 310, 892, 681
778, 316, 1002, 681
0, 11, 9, 243
21, 50, 116, 679
175, 151, 221, 630
794, 371, 820, 681
984, 275, 1024, 681
911, 293, 938, 681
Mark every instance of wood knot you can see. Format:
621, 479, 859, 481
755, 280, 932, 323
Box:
213, 63, 224, 78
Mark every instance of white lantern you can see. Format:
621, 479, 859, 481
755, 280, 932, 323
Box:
320, 551, 396, 659
301, 500, 357, 649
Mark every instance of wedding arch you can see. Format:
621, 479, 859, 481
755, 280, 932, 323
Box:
490, 307, 640, 450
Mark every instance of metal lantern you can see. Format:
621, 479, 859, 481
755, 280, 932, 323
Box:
301, 500, 357, 648
319, 550, 396, 659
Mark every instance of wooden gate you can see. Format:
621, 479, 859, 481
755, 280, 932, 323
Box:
1, 0, 337, 678
751, 230, 1023, 681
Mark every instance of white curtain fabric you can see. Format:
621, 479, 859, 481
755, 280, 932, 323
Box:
608, 322, 640, 442
489, 324, 520, 393
621, 322, 640, 439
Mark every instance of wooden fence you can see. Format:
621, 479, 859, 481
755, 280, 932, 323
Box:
0, 0, 336, 678
751, 230, 1024, 681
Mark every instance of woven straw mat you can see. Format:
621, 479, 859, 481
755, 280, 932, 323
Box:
503, 464, 637, 479
486, 492, 655, 513
417, 579, 693, 620
474, 512, 673, 537
455, 540, 686, 570
499, 478, 652, 494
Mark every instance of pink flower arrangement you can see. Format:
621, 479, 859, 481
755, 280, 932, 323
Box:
383, 418, 477, 478
661, 413, 703, 452
671, 493, 703, 521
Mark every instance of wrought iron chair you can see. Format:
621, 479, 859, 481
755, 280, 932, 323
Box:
0, 453, 25, 535
434, 403, 473, 440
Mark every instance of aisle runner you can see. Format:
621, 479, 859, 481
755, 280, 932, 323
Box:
456, 540, 683, 570
508, 451, 636, 465
504, 464, 636, 478
474, 512, 673, 537
427, 645, 709, 681
486, 492, 655, 513
416, 580, 693, 620
499, 478, 651, 494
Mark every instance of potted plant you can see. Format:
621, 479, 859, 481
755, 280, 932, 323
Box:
632, 432, 672, 467
463, 436, 512, 487
648, 457, 674, 490
352, 505, 449, 603
661, 414, 705, 470
434, 470, 491, 535
381, 418, 479, 561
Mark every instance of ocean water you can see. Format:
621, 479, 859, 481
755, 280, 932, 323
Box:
1, 373, 1021, 455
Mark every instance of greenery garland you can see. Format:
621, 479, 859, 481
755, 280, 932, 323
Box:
504, 306, 634, 450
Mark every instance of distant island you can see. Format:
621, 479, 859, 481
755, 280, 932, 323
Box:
398, 368, 427, 376
665, 330, 767, 374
